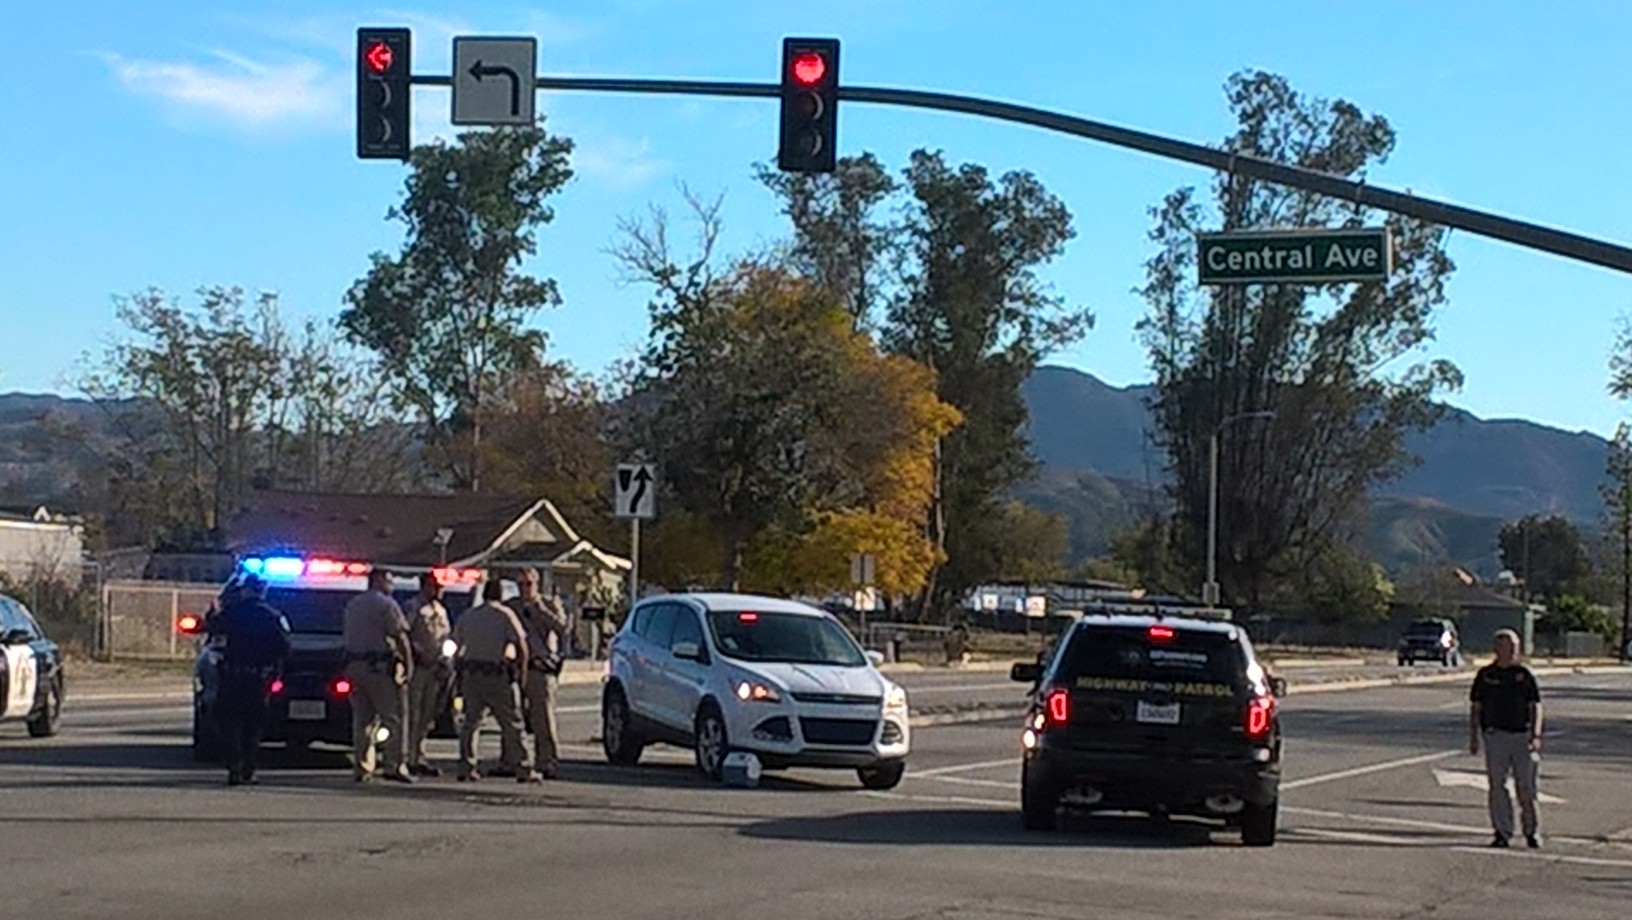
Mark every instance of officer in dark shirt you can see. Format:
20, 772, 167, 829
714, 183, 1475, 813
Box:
1469, 628, 1544, 848
212, 574, 292, 786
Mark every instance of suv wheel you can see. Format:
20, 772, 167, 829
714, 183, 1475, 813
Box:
601, 686, 644, 766
1021, 765, 1059, 831
1241, 797, 1278, 847
857, 761, 905, 790
26, 675, 62, 738
694, 704, 728, 781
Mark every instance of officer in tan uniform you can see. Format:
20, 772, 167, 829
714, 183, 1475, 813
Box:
513, 567, 569, 779
404, 572, 452, 777
343, 568, 415, 783
453, 578, 539, 783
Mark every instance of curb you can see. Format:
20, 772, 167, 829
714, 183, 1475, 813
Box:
1284, 662, 1624, 696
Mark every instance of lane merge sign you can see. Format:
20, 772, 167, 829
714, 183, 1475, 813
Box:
1197, 227, 1392, 285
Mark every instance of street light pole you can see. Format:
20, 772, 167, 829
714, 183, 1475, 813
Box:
1203, 410, 1274, 609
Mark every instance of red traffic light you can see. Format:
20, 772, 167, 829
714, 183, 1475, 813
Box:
791, 51, 827, 86
365, 41, 394, 74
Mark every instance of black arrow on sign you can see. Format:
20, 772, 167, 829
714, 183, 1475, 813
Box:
628, 466, 652, 516
469, 60, 523, 116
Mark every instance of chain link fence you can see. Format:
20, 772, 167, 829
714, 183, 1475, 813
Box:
99, 580, 218, 660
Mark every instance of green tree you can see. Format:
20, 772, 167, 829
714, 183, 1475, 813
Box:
1498, 514, 1591, 602
78, 288, 419, 549
1283, 541, 1394, 625
761, 151, 1092, 617
1136, 70, 1461, 613
612, 195, 958, 592
79, 287, 295, 546
341, 125, 574, 491
990, 502, 1070, 583
478, 361, 616, 546
1601, 423, 1632, 659
1108, 517, 1188, 596
1540, 595, 1619, 650
753, 153, 898, 327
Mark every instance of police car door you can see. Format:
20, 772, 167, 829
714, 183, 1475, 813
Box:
0, 598, 41, 721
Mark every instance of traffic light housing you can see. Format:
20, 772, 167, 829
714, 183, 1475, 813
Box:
778, 37, 839, 173
357, 27, 411, 160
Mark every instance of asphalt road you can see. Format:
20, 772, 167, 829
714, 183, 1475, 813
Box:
4, 668, 1630, 920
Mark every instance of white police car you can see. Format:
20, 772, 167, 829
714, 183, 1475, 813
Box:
0, 593, 63, 738
601, 592, 909, 788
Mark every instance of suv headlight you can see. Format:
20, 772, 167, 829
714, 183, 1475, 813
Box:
885, 684, 908, 710
734, 681, 781, 703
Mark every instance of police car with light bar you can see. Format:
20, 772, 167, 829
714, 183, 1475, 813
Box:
0, 593, 63, 738
184, 555, 488, 760
1010, 609, 1287, 845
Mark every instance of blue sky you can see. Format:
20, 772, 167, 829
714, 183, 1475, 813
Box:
3, 1, 1629, 437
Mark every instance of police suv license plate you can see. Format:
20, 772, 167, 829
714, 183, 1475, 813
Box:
288, 700, 326, 721
1136, 700, 1181, 725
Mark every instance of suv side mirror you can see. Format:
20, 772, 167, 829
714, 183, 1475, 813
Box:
671, 641, 704, 662
866, 650, 886, 667
1270, 676, 1288, 697
1010, 662, 1042, 683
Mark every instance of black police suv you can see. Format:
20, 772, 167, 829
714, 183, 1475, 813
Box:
1396, 617, 1462, 667
0, 593, 64, 738
189, 571, 475, 761
1010, 613, 1285, 845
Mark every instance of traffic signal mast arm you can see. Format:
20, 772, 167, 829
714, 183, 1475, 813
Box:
396, 74, 1632, 275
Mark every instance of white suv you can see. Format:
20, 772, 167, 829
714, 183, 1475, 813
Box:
601, 593, 910, 788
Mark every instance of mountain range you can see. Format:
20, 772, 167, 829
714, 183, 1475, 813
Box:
1018, 366, 1615, 576
0, 372, 1616, 577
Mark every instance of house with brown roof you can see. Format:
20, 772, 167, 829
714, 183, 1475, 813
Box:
222, 491, 631, 605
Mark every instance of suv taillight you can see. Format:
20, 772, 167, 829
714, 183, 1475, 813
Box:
1245, 695, 1273, 741
1045, 688, 1071, 726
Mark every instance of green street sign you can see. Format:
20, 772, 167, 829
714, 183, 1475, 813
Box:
1196, 228, 1392, 285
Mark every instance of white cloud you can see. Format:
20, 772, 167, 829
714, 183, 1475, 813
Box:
570, 132, 668, 191
104, 50, 344, 131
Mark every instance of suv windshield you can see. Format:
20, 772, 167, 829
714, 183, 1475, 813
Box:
706, 610, 867, 666
1057, 626, 1244, 692
1407, 621, 1447, 636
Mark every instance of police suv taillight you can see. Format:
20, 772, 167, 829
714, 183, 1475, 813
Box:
1245, 695, 1274, 742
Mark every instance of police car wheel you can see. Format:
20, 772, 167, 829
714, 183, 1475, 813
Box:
1021, 765, 1059, 831
694, 705, 728, 781
1241, 797, 1278, 847
26, 676, 62, 738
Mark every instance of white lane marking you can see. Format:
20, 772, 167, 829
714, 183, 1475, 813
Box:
1282, 749, 1461, 790
1292, 827, 1430, 847
859, 789, 1011, 809
1450, 847, 1632, 869
1284, 806, 1489, 836
1433, 768, 1567, 804
558, 704, 598, 714
907, 758, 1015, 778
915, 774, 1018, 790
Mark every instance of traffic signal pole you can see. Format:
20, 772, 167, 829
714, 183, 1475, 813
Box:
401, 72, 1632, 276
